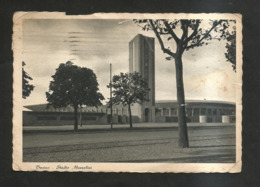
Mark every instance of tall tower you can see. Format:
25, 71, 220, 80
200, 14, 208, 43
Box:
129, 34, 155, 122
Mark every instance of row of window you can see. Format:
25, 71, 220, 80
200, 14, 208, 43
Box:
156, 108, 235, 116
106, 109, 128, 115
41, 109, 104, 113
106, 107, 235, 116
37, 116, 97, 121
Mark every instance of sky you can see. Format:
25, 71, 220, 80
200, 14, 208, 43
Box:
22, 19, 236, 106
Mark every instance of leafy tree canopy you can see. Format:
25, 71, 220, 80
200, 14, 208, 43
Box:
22, 61, 34, 99
46, 61, 104, 109
107, 72, 150, 106
225, 30, 236, 71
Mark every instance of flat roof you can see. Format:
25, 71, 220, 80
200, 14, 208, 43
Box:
129, 34, 154, 43
25, 99, 235, 112
155, 100, 235, 105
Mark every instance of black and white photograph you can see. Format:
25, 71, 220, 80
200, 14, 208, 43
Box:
12, 12, 242, 172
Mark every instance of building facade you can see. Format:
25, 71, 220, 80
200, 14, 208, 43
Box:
23, 34, 236, 126
23, 100, 235, 126
154, 100, 235, 123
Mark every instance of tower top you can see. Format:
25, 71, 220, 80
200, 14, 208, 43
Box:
129, 34, 154, 43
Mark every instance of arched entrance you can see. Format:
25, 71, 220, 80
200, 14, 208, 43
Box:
145, 108, 150, 122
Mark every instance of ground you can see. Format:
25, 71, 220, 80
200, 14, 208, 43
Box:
23, 123, 236, 163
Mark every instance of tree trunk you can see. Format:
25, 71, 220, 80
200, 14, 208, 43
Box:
74, 105, 78, 131
79, 105, 82, 127
175, 55, 189, 148
128, 104, 133, 128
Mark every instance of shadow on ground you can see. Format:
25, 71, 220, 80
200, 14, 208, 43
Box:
118, 153, 235, 163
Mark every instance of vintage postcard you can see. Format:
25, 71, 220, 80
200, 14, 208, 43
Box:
12, 12, 242, 172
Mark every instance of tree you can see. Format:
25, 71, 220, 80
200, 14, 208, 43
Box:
22, 61, 34, 99
46, 61, 104, 130
107, 72, 150, 128
225, 30, 236, 71
135, 19, 236, 148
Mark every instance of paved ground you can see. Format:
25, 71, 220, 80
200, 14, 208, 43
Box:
23, 124, 236, 163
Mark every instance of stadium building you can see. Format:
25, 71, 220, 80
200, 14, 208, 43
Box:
23, 34, 235, 126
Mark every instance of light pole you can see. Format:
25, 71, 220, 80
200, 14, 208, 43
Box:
110, 63, 113, 129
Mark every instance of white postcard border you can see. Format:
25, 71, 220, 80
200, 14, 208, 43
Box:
12, 12, 242, 173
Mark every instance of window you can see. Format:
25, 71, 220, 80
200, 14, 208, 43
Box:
171, 108, 177, 116
229, 109, 235, 115
224, 109, 229, 115
207, 109, 212, 115
213, 109, 217, 115
163, 108, 169, 116
219, 109, 224, 115
194, 108, 199, 116
201, 108, 206, 115
155, 109, 161, 117
186, 108, 192, 116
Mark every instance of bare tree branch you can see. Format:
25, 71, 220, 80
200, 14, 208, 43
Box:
163, 20, 180, 43
186, 20, 223, 50
180, 20, 188, 42
185, 20, 200, 43
148, 20, 176, 58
